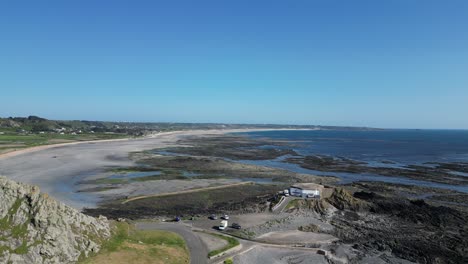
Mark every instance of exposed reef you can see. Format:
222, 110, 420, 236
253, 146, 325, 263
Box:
286, 155, 468, 186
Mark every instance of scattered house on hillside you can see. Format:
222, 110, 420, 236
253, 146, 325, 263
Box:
54, 128, 67, 133
289, 185, 321, 198
0, 132, 4, 135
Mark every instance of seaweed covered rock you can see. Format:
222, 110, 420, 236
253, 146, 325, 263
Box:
326, 188, 368, 211
0, 177, 110, 263
287, 199, 331, 215
329, 188, 468, 263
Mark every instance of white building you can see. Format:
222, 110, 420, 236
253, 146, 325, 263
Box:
289, 186, 320, 198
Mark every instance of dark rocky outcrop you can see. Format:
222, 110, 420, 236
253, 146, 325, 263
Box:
326, 188, 369, 211
329, 188, 468, 264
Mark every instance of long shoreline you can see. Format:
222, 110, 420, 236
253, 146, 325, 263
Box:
0, 128, 316, 160
0, 128, 314, 209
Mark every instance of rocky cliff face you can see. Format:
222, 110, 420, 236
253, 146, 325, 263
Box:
0, 177, 110, 263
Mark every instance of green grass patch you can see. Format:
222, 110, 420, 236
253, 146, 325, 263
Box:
0, 245, 11, 253
0, 198, 36, 255
11, 223, 28, 238
0, 198, 26, 231
203, 233, 240, 258
128, 230, 186, 248
0, 215, 10, 231
94, 221, 187, 252
228, 229, 256, 240
0, 133, 128, 149
224, 258, 234, 264
12, 241, 28, 255
79, 221, 189, 264
100, 222, 130, 252
285, 199, 301, 210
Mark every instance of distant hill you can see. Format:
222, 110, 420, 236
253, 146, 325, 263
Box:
0, 177, 110, 263
0, 116, 152, 135
0, 116, 381, 135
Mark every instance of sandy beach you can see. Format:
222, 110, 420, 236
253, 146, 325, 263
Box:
0, 128, 303, 209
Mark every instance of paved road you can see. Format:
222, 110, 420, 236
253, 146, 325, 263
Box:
135, 222, 209, 264
272, 196, 295, 213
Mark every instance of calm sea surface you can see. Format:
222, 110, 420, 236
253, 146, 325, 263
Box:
234, 129, 468, 192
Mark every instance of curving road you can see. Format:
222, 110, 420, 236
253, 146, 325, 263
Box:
135, 222, 209, 264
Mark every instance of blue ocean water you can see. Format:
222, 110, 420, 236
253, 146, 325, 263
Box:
235, 129, 468, 192
241, 129, 468, 165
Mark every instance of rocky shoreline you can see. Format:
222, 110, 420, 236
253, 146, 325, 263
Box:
286, 155, 468, 186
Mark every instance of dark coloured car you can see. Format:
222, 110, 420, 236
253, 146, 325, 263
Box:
209, 214, 218, 220
231, 223, 241, 229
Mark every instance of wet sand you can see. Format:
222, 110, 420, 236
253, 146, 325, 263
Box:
0, 129, 303, 209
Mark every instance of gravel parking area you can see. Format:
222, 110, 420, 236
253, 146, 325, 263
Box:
191, 213, 285, 231
256, 230, 337, 245
195, 232, 228, 252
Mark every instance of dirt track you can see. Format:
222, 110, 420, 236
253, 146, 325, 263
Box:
122, 181, 253, 203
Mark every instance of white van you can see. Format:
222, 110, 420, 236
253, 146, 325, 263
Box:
219, 220, 228, 230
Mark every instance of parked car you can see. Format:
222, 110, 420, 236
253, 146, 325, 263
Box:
222, 214, 229, 220
209, 214, 218, 220
219, 220, 228, 230
174, 217, 181, 222
231, 223, 241, 229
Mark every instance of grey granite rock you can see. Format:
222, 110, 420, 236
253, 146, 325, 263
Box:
0, 177, 110, 263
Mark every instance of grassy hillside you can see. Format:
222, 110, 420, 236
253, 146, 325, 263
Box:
80, 222, 189, 264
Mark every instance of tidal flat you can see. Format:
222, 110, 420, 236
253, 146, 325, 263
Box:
2, 130, 468, 263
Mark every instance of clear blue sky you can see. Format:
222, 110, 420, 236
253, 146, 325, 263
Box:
1, 1, 467, 129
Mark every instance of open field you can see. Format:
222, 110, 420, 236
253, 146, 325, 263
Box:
79, 222, 189, 264
0, 133, 128, 154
